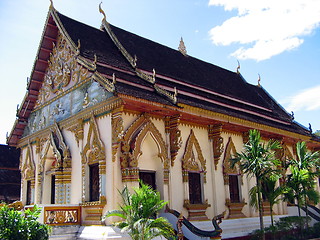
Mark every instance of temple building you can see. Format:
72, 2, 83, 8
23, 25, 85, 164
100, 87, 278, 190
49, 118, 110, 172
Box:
7, 3, 320, 239
0, 144, 20, 203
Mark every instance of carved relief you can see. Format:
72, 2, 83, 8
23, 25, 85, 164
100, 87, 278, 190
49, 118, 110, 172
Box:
275, 142, 293, 178
120, 114, 169, 183
37, 123, 71, 176
223, 137, 241, 185
68, 119, 84, 146
36, 33, 91, 107
111, 107, 124, 162
165, 115, 182, 166
82, 114, 106, 166
209, 124, 224, 170
181, 130, 206, 182
20, 144, 35, 180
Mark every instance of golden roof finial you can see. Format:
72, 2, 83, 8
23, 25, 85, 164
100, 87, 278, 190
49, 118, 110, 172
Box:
178, 37, 187, 56
99, 2, 106, 22
236, 60, 240, 74
257, 74, 261, 87
49, 0, 54, 9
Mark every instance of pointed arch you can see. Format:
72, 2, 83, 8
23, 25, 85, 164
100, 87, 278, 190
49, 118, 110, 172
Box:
82, 114, 106, 165
223, 137, 241, 185
120, 114, 169, 183
20, 143, 35, 181
181, 129, 206, 182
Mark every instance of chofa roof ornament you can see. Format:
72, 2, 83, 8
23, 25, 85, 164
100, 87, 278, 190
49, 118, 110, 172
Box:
178, 37, 187, 56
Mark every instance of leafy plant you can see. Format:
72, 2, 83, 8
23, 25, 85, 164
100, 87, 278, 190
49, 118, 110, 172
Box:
231, 129, 281, 238
102, 182, 175, 240
0, 204, 51, 240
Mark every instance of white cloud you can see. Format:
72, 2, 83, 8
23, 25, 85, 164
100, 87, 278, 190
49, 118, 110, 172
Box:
208, 0, 320, 61
281, 85, 320, 112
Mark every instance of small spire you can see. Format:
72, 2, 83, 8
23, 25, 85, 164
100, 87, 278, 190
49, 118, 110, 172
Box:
257, 74, 261, 87
49, 0, 54, 9
178, 37, 187, 56
236, 60, 240, 74
99, 2, 106, 22
309, 123, 313, 133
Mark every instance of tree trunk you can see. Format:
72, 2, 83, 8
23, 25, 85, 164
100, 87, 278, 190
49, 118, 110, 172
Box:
257, 178, 265, 240
270, 203, 274, 227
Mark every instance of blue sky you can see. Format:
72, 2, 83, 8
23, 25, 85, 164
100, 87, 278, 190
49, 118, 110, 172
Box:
1, 0, 320, 144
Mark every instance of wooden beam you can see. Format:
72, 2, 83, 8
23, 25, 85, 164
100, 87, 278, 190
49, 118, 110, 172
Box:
44, 35, 56, 41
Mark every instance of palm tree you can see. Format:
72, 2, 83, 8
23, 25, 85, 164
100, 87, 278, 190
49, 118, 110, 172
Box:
249, 174, 286, 227
103, 182, 175, 240
286, 142, 320, 218
231, 129, 281, 238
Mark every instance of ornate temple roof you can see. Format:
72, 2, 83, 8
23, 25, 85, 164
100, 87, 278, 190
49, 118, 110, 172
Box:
7, 5, 319, 147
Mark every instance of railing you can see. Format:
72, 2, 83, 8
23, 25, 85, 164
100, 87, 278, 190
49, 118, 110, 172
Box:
43, 206, 81, 225
165, 207, 223, 239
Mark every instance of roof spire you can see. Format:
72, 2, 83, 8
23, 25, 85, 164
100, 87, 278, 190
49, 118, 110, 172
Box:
257, 74, 261, 87
99, 2, 106, 22
178, 37, 187, 56
49, 0, 54, 9
236, 60, 240, 74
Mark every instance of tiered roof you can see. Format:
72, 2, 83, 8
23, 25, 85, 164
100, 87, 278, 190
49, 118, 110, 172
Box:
8, 5, 319, 148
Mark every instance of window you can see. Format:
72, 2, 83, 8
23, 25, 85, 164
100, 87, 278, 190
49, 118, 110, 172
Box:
139, 171, 156, 190
51, 175, 55, 204
188, 172, 202, 204
89, 164, 99, 201
26, 180, 31, 205
229, 175, 240, 203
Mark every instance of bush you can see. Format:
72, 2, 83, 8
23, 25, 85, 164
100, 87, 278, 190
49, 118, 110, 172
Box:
0, 204, 51, 240
250, 216, 320, 240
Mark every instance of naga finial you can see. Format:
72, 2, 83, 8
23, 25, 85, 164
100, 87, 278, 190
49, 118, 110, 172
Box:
99, 2, 106, 22
112, 73, 116, 84
309, 123, 313, 133
257, 74, 261, 87
152, 68, 156, 81
236, 60, 240, 74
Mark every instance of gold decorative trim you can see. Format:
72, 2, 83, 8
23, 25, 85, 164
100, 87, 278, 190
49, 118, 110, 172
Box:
67, 118, 84, 146
120, 114, 169, 183
111, 107, 124, 162
178, 103, 311, 141
92, 71, 115, 93
222, 137, 241, 185
82, 113, 106, 165
20, 143, 35, 180
181, 129, 206, 182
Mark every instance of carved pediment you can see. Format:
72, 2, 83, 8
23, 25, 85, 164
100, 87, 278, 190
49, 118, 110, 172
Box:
36, 33, 90, 107
20, 144, 35, 180
38, 123, 71, 172
223, 137, 241, 184
82, 114, 106, 165
120, 114, 169, 169
181, 130, 206, 182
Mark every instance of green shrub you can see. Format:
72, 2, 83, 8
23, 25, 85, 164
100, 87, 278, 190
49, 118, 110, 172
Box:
0, 204, 51, 240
